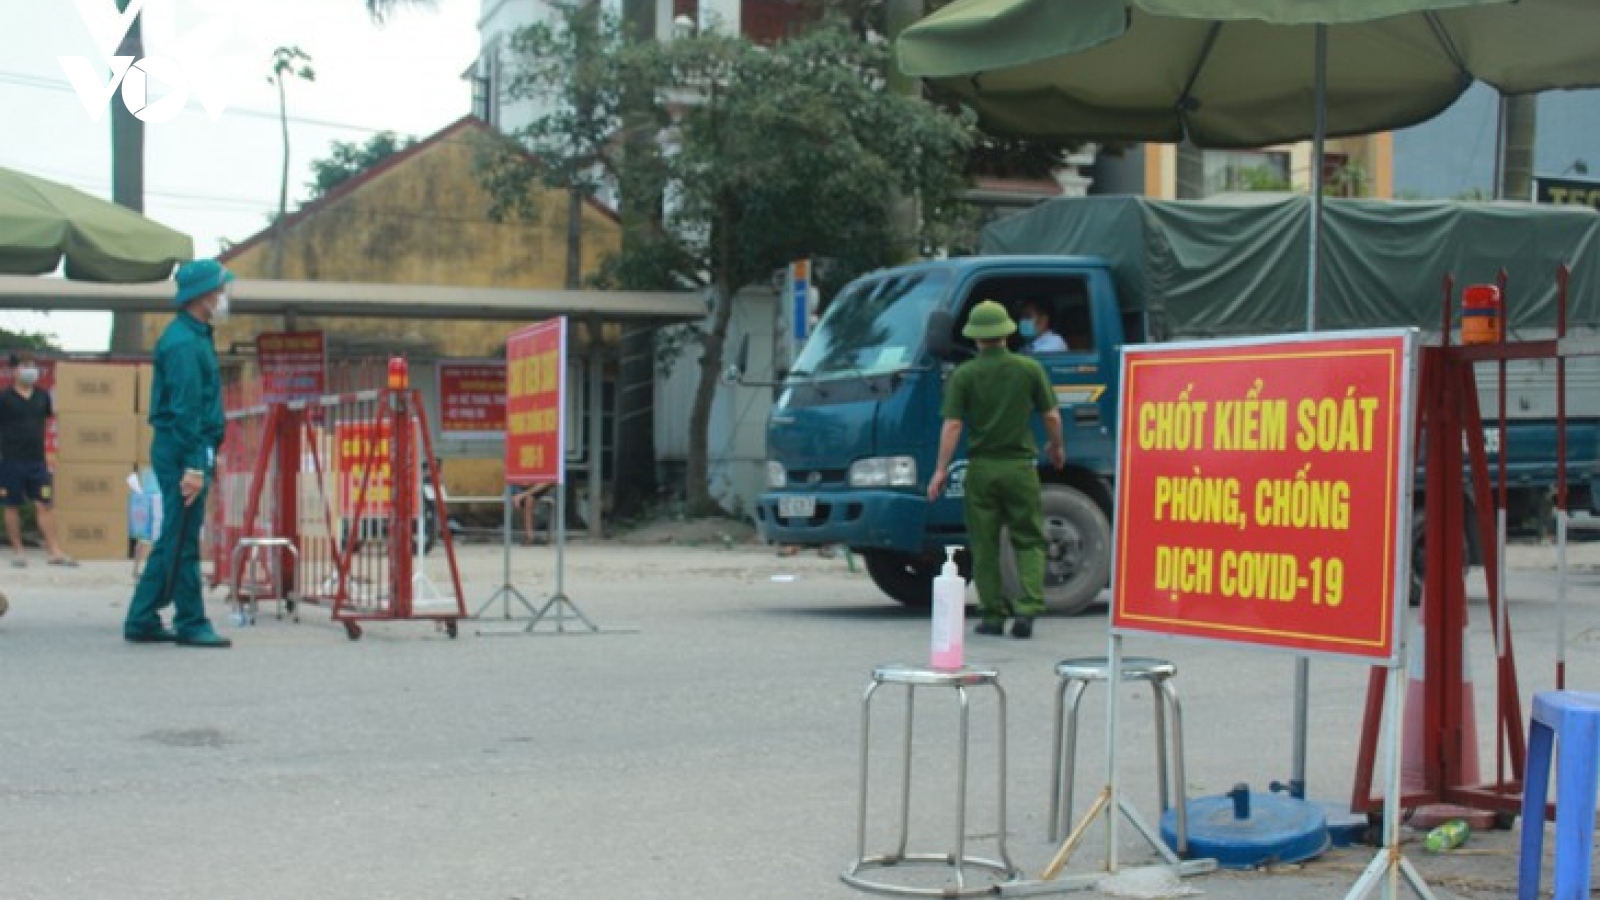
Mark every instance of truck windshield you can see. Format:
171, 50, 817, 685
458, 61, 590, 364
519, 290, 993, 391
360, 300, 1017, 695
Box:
790, 269, 950, 381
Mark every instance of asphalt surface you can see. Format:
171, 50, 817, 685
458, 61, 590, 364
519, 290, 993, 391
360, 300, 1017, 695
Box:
3, 539, 1598, 900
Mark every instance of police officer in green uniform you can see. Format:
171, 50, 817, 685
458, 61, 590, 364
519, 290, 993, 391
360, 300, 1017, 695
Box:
123, 259, 233, 648
927, 300, 1065, 639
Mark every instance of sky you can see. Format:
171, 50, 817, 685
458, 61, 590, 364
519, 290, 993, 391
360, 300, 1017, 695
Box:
0, 0, 483, 350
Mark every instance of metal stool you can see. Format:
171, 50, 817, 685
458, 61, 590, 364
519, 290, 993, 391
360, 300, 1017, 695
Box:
1050, 656, 1187, 853
230, 537, 300, 625
844, 664, 1020, 898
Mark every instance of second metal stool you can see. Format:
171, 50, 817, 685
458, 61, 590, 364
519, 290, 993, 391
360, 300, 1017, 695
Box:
844, 664, 1020, 897
1049, 656, 1187, 853
230, 536, 300, 624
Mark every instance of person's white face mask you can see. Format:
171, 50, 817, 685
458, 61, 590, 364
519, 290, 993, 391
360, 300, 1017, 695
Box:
16, 366, 39, 386
211, 290, 231, 323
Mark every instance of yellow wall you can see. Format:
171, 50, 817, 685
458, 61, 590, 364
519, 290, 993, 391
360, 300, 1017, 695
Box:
139, 120, 624, 498
142, 121, 622, 357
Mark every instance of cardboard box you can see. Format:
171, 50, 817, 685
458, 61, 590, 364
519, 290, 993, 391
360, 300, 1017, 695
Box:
55, 413, 141, 464
57, 511, 130, 561
52, 362, 137, 414
136, 363, 155, 414
52, 462, 135, 512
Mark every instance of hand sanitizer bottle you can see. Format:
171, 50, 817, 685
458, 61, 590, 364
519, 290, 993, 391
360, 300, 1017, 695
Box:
931, 546, 965, 670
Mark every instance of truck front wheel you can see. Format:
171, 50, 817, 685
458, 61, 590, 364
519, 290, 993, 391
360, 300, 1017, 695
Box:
863, 551, 939, 607
1002, 483, 1112, 616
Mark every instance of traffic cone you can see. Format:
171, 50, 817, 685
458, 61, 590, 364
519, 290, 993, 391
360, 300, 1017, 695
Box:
1402, 615, 1492, 829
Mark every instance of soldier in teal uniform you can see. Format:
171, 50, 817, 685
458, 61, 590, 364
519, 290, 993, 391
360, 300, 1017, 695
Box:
927, 300, 1065, 639
123, 259, 233, 648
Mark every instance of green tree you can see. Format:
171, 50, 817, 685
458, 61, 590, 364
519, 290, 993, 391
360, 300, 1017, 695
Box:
0, 329, 58, 354
306, 133, 418, 201
489, 1, 617, 290
268, 47, 316, 278
487, 15, 972, 512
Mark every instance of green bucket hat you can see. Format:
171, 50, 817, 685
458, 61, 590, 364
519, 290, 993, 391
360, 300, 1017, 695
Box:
173, 259, 235, 307
962, 300, 1015, 340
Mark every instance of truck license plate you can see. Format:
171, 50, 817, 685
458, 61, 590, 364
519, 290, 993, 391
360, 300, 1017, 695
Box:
779, 495, 816, 518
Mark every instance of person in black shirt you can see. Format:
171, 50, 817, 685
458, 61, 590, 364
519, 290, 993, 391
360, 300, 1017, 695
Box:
0, 350, 74, 567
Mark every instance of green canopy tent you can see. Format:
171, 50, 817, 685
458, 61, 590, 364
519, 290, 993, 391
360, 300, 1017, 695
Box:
898, 0, 1600, 326
0, 166, 192, 283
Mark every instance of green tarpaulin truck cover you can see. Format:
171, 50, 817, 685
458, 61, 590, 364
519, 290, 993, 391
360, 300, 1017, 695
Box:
980, 195, 1600, 338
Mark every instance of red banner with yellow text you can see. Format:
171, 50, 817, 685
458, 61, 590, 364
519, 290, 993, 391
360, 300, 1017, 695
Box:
505, 319, 566, 486
1112, 331, 1416, 663
336, 419, 394, 517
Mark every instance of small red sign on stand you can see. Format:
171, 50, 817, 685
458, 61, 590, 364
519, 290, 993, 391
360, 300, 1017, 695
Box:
256, 332, 326, 404
1112, 332, 1416, 663
505, 319, 566, 487
437, 361, 507, 438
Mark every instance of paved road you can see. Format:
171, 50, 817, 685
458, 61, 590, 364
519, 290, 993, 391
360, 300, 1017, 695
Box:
3, 541, 1597, 900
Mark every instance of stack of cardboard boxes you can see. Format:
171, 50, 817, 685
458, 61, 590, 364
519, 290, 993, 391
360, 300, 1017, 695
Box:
50, 362, 151, 560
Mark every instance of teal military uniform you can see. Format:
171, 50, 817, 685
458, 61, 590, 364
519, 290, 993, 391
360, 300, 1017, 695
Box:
124, 263, 230, 644
941, 337, 1056, 627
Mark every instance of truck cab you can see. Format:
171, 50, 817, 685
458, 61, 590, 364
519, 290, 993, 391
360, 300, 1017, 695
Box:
754, 256, 1130, 613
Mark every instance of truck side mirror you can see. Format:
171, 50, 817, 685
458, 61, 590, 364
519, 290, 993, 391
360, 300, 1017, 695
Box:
934, 310, 953, 358
924, 310, 966, 362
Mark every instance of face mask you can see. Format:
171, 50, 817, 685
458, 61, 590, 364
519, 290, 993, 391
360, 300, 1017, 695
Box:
16, 366, 39, 386
1018, 319, 1038, 340
211, 291, 231, 323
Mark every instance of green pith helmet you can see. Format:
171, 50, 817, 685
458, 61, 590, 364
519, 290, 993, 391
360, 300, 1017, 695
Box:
173, 258, 234, 307
963, 300, 1016, 340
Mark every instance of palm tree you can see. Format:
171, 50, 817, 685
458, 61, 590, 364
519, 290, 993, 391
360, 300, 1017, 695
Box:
268, 47, 315, 279
364, 0, 435, 21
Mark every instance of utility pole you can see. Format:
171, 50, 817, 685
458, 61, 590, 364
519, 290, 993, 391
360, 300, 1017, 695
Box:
1498, 94, 1537, 202
611, 0, 661, 518
1175, 141, 1206, 199
885, 0, 925, 260
108, 0, 145, 354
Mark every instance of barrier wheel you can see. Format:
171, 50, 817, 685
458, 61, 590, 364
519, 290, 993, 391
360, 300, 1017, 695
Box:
344, 622, 362, 641
446, 621, 458, 639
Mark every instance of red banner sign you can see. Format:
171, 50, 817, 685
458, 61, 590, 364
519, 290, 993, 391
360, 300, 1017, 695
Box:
1112, 332, 1415, 662
505, 319, 566, 486
336, 420, 394, 516
437, 361, 506, 437
257, 332, 326, 404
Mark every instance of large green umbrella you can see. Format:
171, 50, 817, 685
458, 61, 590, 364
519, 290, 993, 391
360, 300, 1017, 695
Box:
899, 0, 1600, 146
0, 166, 192, 283
898, 0, 1600, 325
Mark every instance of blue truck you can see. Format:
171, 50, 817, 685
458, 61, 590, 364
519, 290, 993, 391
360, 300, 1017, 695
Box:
753, 197, 1600, 612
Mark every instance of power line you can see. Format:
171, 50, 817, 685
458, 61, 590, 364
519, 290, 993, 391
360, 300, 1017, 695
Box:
0, 68, 444, 136
0, 159, 275, 210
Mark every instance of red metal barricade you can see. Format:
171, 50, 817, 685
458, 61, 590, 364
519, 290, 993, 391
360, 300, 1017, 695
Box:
214, 386, 467, 639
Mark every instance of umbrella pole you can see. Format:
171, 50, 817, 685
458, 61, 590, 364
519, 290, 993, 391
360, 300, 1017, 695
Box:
1306, 23, 1327, 333
1291, 24, 1328, 806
